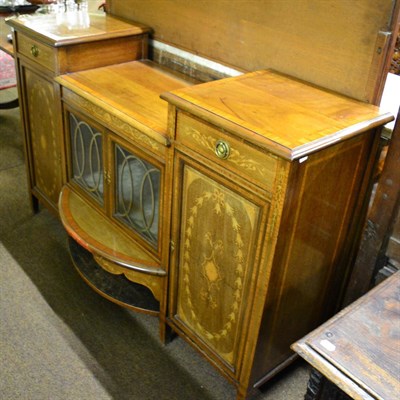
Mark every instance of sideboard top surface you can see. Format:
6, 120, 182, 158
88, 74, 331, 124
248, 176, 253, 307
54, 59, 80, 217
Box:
163, 70, 394, 160
57, 60, 193, 144
6, 13, 150, 47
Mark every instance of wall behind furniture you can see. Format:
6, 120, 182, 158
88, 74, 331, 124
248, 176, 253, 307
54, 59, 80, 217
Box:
106, 0, 396, 103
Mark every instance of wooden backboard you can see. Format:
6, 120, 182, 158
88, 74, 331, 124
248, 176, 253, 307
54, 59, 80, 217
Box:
106, 0, 397, 104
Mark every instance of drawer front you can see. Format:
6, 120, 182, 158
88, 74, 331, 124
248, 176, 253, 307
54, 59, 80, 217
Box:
17, 33, 56, 72
176, 112, 278, 192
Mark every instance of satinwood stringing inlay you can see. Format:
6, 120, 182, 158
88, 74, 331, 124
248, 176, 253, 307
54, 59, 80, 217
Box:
177, 165, 260, 365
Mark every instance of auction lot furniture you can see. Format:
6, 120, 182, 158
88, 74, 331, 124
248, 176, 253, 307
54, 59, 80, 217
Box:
56, 62, 392, 399
7, 7, 395, 400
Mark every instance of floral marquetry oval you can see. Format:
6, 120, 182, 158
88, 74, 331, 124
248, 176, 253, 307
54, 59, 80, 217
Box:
176, 165, 261, 367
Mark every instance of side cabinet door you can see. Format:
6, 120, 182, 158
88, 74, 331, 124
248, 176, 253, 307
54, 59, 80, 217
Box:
22, 66, 63, 208
170, 152, 266, 375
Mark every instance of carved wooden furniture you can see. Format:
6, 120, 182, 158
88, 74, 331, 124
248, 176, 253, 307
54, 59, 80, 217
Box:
55, 62, 392, 399
7, 8, 396, 400
7, 13, 149, 214
292, 271, 400, 400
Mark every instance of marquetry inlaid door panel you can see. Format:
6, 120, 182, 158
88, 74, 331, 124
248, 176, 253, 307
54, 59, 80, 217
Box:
170, 154, 266, 373
23, 67, 63, 208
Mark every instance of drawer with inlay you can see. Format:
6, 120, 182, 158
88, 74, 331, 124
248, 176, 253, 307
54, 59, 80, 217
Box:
175, 111, 278, 192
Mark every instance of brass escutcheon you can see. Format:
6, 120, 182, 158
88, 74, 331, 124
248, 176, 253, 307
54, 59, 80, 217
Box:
30, 45, 40, 58
215, 140, 230, 160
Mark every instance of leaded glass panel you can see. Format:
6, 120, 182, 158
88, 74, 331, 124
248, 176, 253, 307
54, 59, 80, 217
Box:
69, 113, 104, 205
114, 143, 160, 247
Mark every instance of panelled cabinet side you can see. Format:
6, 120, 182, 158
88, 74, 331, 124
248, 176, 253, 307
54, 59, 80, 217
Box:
248, 129, 381, 389
15, 51, 65, 214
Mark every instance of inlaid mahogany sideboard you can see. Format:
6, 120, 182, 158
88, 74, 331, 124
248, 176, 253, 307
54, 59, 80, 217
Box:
7, 12, 394, 400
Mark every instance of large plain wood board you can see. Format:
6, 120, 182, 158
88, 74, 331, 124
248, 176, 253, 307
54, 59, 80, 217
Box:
106, 0, 395, 103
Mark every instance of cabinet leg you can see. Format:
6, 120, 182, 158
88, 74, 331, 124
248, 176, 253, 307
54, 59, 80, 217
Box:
159, 319, 166, 344
236, 384, 260, 400
31, 194, 40, 214
159, 319, 175, 345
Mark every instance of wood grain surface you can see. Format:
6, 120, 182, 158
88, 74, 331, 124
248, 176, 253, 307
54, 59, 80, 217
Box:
57, 61, 194, 143
106, 0, 395, 103
163, 70, 393, 160
293, 271, 400, 400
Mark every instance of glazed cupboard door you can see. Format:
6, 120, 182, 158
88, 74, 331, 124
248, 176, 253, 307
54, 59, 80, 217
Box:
65, 105, 164, 257
20, 65, 64, 212
169, 151, 268, 377
111, 137, 162, 253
